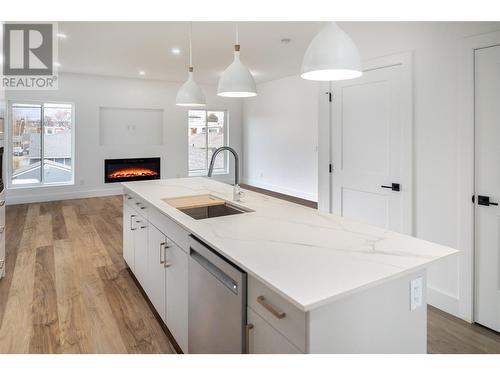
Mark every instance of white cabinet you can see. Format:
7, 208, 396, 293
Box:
165, 240, 189, 352
247, 307, 301, 354
133, 216, 148, 287
127, 194, 189, 354
146, 224, 167, 320
123, 202, 136, 271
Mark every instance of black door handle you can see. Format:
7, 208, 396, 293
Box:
475, 195, 499, 206
381, 183, 400, 192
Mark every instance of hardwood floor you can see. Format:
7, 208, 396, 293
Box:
0, 197, 175, 354
0, 195, 499, 354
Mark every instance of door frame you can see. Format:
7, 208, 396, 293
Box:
318, 52, 414, 235
457, 30, 500, 323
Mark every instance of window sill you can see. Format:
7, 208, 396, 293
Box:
8, 181, 75, 190
188, 171, 229, 177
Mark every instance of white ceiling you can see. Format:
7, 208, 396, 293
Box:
57, 22, 325, 84
57, 22, 500, 85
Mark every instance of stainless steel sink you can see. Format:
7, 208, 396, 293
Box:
179, 202, 252, 220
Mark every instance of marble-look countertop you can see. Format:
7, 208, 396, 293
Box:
123, 177, 458, 312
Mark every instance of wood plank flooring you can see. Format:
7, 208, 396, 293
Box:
0, 195, 499, 354
0, 196, 175, 354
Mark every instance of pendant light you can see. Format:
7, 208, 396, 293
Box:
176, 23, 206, 107
217, 24, 257, 98
301, 22, 362, 81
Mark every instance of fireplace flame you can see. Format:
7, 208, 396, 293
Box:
109, 168, 158, 179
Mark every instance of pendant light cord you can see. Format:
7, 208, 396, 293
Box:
189, 22, 193, 70
235, 23, 240, 52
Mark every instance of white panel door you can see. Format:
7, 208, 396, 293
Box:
123, 202, 136, 272
165, 240, 189, 353
330, 63, 411, 233
474, 45, 500, 332
133, 217, 148, 287
247, 307, 301, 354
146, 224, 167, 322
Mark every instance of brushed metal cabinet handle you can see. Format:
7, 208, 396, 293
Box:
159, 242, 165, 264
130, 215, 137, 231
257, 296, 286, 319
246, 323, 254, 354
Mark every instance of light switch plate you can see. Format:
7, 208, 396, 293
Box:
410, 277, 423, 311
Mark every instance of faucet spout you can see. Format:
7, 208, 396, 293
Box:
207, 146, 242, 201
207, 146, 239, 185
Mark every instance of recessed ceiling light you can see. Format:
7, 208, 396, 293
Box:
139, 70, 146, 76
56, 33, 67, 39
171, 48, 181, 55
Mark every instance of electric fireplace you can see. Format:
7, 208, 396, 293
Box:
104, 157, 160, 183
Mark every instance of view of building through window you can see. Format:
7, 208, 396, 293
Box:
188, 110, 226, 176
11, 102, 74, 186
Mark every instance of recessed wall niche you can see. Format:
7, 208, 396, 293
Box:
99, 106, 164, 146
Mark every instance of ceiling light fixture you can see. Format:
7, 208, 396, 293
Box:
176, 23, 206, 107
301, 22, 362, 81
217, 24, 256, 98
54, 62, 61, 67
139, 70, 146, 76
171, 48, 181, 55
56, 33, 67, 39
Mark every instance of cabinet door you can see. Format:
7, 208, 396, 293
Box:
165, 241, 189, 353
247, 308, 301, 354
123, 202, 136, 272
147, 224, 167, 321
133, 217, 148, 287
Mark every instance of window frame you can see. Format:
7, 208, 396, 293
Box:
188, 109, 228, 177
7, 100, 76, 189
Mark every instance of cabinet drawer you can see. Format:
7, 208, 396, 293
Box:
248, 276, 306, 352
247, 307, 302, 354
148, 207, 189, 253
123, 192, 149, 218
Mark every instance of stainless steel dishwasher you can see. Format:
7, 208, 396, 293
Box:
188, 235, 247, 353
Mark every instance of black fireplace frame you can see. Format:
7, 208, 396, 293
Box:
104, 157, 161, 183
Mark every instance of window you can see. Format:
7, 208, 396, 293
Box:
9, 102, 74, 186
188, 110, 227, 176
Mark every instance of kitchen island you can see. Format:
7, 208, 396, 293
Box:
122, 177, 458, 354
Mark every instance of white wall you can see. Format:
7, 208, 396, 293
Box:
242, 76, 319, 201
5, 72, 243, 204
242, 22, 500, 319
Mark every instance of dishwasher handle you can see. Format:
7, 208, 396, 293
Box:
190, 248, 239, 294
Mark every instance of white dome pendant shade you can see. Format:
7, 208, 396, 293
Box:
217, 25, 257, 98
176, 67, 206, 107
301, 22, 363, 81
176, 24, 206, 107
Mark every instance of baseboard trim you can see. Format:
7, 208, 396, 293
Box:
242, 178, 317, 202
6, 186, 124, 205
427, 286, 460, 318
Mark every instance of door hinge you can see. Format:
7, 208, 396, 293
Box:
329, 163, 333, 173
325, 91, 332, 102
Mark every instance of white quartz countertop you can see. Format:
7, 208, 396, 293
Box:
123, 178, 458, 312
